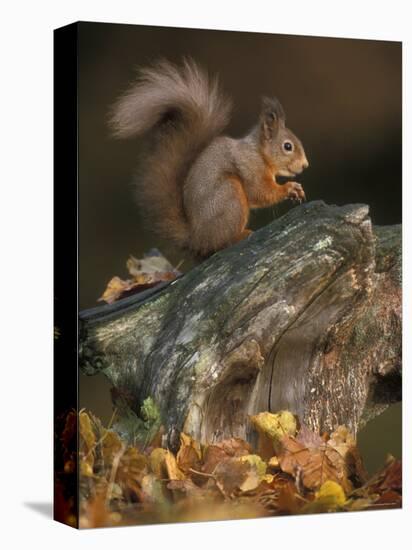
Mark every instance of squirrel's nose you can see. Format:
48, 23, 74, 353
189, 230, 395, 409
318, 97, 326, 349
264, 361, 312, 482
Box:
302, 160, 309, 170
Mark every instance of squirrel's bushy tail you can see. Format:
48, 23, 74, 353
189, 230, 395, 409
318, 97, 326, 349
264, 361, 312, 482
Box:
109, 59, 232, 247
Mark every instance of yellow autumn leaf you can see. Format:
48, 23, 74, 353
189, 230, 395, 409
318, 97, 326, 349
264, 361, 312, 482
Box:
315, 480, 346, 506
238, 454, 267, 478
80, 461, 94, 477
250, 411, 297, 442
299, 480, 347, 514
164, 450, 186, 481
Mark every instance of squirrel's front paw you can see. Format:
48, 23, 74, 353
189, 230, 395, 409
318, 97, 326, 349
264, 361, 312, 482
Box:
285, 181, 306, 203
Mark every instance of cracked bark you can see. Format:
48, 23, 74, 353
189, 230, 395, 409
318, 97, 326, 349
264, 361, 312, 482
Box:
79, 201, 401, 450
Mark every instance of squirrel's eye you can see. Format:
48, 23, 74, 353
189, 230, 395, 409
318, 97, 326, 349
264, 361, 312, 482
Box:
283, 141, 293, 152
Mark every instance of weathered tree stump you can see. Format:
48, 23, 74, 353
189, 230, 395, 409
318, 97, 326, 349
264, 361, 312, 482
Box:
79, 201, 401, 449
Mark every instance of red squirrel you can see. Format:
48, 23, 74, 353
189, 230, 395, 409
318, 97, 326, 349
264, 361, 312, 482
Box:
110, 59, 309, 257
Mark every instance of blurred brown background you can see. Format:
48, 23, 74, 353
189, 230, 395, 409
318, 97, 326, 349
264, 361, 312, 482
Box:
78, 22, 402, 473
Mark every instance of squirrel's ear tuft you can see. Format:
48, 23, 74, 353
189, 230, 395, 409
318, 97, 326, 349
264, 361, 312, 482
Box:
261, 96, 285, 141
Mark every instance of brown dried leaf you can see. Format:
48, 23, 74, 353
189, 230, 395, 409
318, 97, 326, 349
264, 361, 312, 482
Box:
213, 458, 252, 497
98, 275, 166, 304
278, 435, 351, 493
70, 407, 401, 525
202, 438, 251, 474
176, 433, 202, 475
98, 276, 133, 304
379, 457, 402, 492
355, 456, 402, 496
213, 454, 267, 497
256, 433, 276, 461
345, 457, 402, 511
328, 425, 367, 485
276, 479, 305, 515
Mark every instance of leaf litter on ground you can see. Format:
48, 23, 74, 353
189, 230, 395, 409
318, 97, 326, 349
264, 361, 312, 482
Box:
54, 407, 402, 528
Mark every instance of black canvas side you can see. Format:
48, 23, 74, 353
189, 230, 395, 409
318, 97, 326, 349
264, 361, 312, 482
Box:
53, 22, 79, 529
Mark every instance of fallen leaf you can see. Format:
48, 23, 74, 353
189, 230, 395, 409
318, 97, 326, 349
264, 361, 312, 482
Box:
296, 424, 324, 448
238, 454, 267, 478
351, 456, 402, 501
379, 457, 402, 492
308, 480, 346, 512
99, 250, 181, 304
250, 411, 297, 458
213, 454, 269, 496
176, 432, 202, 475
58, 408, 401, 527
276, 479, 305, 515
213, 458, 253, 497
202, 438, 251, 474
98, 276, 131, 304
164, 450, 186, 481
328, 425, 367, 486
250, 411, 297, 442
278, 435, 352, 492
